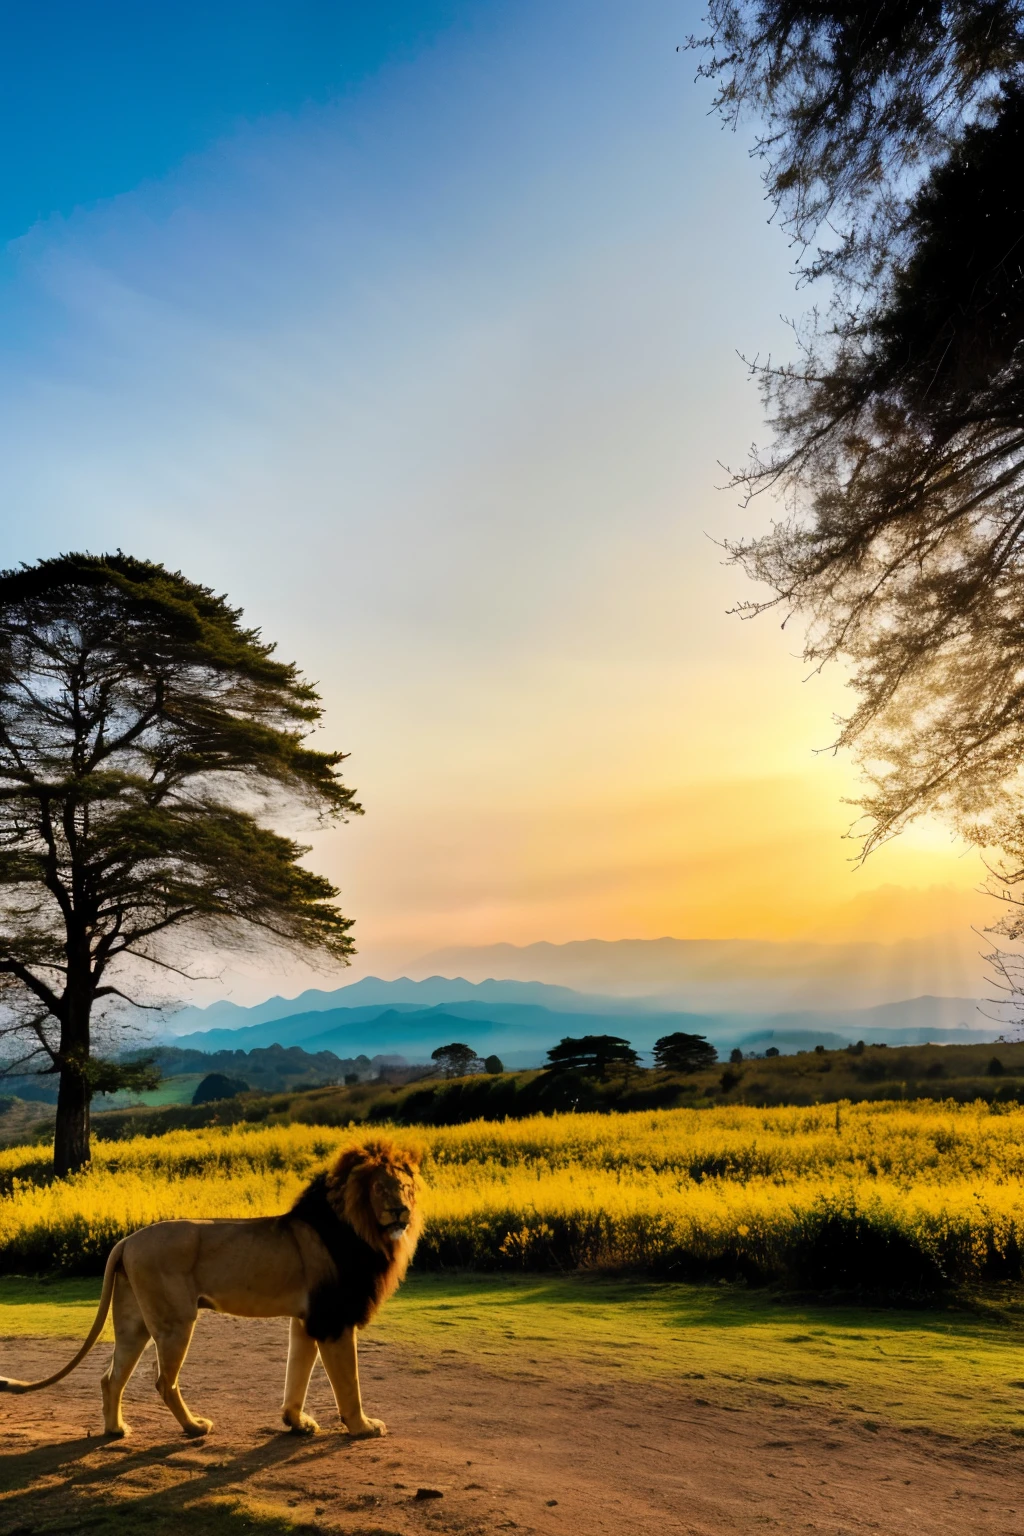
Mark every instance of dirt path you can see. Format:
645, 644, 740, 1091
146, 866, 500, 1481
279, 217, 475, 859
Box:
1, 1315, 1022, 1534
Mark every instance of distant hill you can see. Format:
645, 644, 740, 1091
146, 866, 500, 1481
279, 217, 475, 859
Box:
87, 1038, 1024, 1145
171, 1000, 602, 1066
165, 989, 995, 1065
410, 935, 987, 1011
161, 974, 629, 1038
148, 1042, 393, 1092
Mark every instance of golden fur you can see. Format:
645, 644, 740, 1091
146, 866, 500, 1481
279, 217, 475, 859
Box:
0, 1138, 423, 1441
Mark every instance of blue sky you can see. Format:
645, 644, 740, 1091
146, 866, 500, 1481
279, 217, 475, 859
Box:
0, 1, 985, 1002
1, 3, 470, 241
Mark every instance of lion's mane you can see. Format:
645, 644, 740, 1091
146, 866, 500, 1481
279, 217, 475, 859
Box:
286, 1138, 423, 1342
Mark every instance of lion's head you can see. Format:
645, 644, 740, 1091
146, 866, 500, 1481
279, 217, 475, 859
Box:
325, 1139, 424, 1263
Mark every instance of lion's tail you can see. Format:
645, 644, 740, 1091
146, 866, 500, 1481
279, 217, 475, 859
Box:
0, 1237, 127, 1395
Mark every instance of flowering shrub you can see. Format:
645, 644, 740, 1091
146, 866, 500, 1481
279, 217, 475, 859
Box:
4, 1101, 1024, 1290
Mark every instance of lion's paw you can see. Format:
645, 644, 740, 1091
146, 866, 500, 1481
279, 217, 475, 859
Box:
183, 1417, 214, 1438
103, 1425, 130, 1440
347, 1417, 387, 1439
284, 1411, 320, 1436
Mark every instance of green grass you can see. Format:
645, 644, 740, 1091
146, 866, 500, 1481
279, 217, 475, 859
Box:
0, 1275, 116, 1339
379, 1274, 1024, 1438
6, 1271, 1024, 1440
97, 1073, 206, 1111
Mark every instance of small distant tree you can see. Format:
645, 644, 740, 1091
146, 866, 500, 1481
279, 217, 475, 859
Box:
729, 1047, 744, 1065
430, 1042, 483, 1078
0, 554, 360, 1176
192, 1072, 248, 1105
545, 1035, 638, 1080
89, 1057, 162, 1098
652, 1032, 718, 1074
483, 1054, 504, 1075
765, 1046, 780, 1059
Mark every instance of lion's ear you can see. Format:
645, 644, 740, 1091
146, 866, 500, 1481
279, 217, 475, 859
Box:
395, 1140, 425, 1175
330, 1146, 369, 1184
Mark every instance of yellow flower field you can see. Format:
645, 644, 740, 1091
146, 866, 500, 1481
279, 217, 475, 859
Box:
3, 1100, 1024, 1288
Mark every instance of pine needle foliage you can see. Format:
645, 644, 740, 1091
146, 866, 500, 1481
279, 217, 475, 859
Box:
693, 5, 1024, 861
0, 553, 360, 1174
694, 1, 1024, 289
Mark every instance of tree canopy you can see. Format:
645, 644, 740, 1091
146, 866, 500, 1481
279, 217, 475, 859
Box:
0, 553, 360, 1173
545, 1035, 639, 1078
696, 1, 1024, 288
652, 1031, 718, 1073
192, 1072, 249, 1106
430, 1042, 483, 1078
694, 5, 1024, 864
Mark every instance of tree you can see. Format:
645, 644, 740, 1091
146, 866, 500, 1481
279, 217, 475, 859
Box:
652, 1031, 718, 1073
483, 1054, 504, 1074
89, 1056, 162, 1098
192, 1072, 249, 1105
430, 1042, 483, 1078
0, 554, 359, 1175
694, 8, 1024, 883
695, 3, 1024, 291
545, 1035, 639, 1079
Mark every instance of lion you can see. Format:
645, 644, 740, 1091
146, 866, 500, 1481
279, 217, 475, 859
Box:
0, 1138, 422, 1440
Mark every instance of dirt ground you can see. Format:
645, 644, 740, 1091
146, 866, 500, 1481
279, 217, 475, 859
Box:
2, 1314, 1023, 1535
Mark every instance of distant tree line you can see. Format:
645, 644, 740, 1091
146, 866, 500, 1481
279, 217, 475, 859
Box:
424, 1031, 726, 1081
543, 1032, 720, 1076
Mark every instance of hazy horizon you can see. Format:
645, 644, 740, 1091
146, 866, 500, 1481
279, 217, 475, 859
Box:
153, 922, 993, 1025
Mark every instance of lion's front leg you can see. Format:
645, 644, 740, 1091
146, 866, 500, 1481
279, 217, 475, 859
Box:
282, 1316, 320, 1434
317, 1328, 386, 1438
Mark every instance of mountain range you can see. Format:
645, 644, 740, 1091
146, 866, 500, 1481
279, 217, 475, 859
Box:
161, 977, 997, 1067
163, 974, 625, 1037
408, 935, 988, 1011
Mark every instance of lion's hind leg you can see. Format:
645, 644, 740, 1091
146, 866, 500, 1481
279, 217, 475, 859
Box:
151, 1317, 212, 1438
101, 1271, 151, 1438
282, 1316, 320, 1435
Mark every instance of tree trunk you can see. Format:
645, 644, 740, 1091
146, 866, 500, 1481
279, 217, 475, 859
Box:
53, 1066, 91, 1176
54, 959, 93, 1177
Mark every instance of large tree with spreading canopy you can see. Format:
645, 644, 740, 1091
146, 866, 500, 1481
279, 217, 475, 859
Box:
693, 4, 1024, 895
0, 553, 360, 1174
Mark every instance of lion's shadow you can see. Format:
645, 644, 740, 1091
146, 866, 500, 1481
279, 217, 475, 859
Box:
0, 1424, 369, 1531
